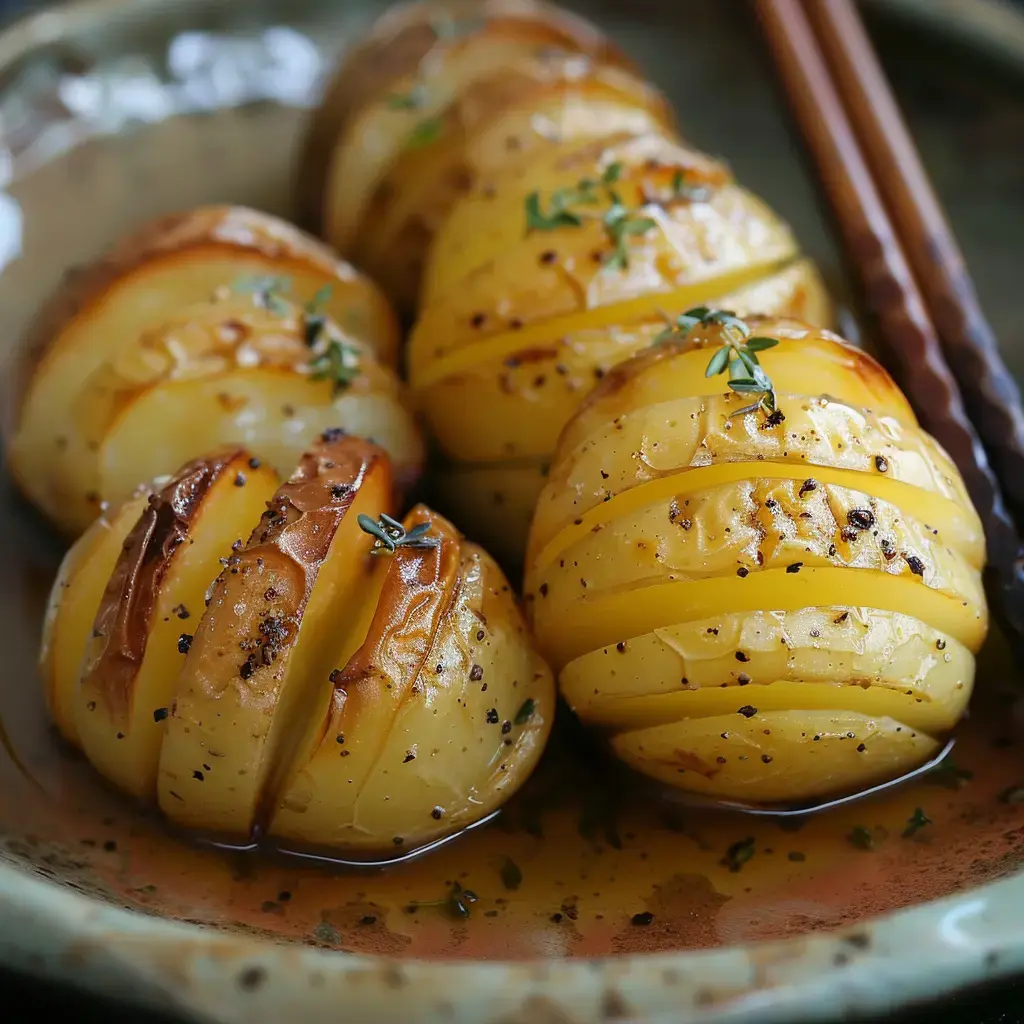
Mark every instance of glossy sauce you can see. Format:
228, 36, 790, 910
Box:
3, 513, 1023, 961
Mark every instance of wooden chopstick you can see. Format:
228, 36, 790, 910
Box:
752, 0, 1024, 637
805, 0, 1024, 523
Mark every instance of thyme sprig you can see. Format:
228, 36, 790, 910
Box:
657, 306, 783, 422
231, 273, 292, 315
358, 513, 438, 555
524, 162, 655, 271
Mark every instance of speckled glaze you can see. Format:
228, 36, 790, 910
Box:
2, 0, 1024, 1021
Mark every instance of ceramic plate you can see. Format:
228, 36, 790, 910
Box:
1, 1, 1024, 1021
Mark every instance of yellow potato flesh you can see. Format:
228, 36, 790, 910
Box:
419, 132, 728, 314
421, 260, 830, 463
75, 453, 280, 798
48, 296, 421, 532
358, 67, 674, 307
410, 185, 799, 382
530, 459, 984, 577
95, 370, 422, 514
535, 567, 985, 674
11, 254, 396, 536
325, 34, 605, 257
157, 446, 391, 836
271, 512, 554, 853
560, 607, 971, 730
39, 488, 153, 747
611, 709, 940, 803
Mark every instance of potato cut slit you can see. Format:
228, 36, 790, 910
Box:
75, 450, 280, 798
410, 258, 797, 388
529, 461, 982, 576
534, 568, 987, 671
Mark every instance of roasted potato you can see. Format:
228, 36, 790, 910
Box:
411, 132, 831, 561
298, 0, 666, 310
40, 431, 553, 854
524, 314, 987, 804
7, 206, 403, 537
11, 279, 422, 538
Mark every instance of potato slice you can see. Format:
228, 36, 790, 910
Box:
560, 607, 972, 733
270, 506, 554, 854
74, 450, 280, 798
297, 0, 623, 233
354, 63, 674, 308
49, 293, 422, 535
9, 206, 398, 533
157, 432, 392, 837
611, 709, 941, 804
529, 477, 986, 668
40, 486, 154, 748
531, 391, 979, 568
410, 135, 800, 380
311, 0, 625, 263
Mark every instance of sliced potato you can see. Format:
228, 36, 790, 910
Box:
8, 206, 399, 535
526, 313, 986, 801
40, 486, 154, 748
306, 0, 627, 270
271, 506, 554, 853
611, 709, 941, 804
74, 450, 280, 798
157, 432, 392, 837
410, 134, 798, 379
40, 292, 422, 536
353, 62, 674, 307
560, 607, 972, 733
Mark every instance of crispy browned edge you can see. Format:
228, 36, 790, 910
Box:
12, 205, 380, 421
78, 447, 250, 722
294, 0, 633, 233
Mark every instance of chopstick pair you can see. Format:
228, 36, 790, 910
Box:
753, 0, 1024, 640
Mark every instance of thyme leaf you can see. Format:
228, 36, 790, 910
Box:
658, 307, 782, 423
847, 825, 875, 850
309, 339, 361, 394
721, 836, 755, 872
514, 697, 536, 725
358, 513, 438, 555
499, 857, 523, 891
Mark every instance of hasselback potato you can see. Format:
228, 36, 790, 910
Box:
524, 312, 987, 803
43, 431, 553, 854
7, 206, 419, 537
295, 0, 828, 564
299, 0, 672, 312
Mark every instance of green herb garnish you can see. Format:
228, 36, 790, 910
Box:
657, 307, 782, 422
406, 116, 444, 150
302, 284, 333, 347
358, 513, 438, 555
387, 86, 426, 110
514, 698, 536, 725
499, 857, 523, 891
848, 825, 875, 850
309, 338, 361, 394
231, 273, 292, 315
524, 162, 654, 270
721, 836, 755, 872
670, 169, 711, 203
902, 807, 933, 838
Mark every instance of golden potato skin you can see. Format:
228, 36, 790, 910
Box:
525, 315, 987, 804
8, 206, 403, 537
157, 432, 394, 837
16, 284, 421, 538
39, 430, 555, 853
271, 505, 554, 854
74, 450, 281, 798
299, 0, 655, 309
